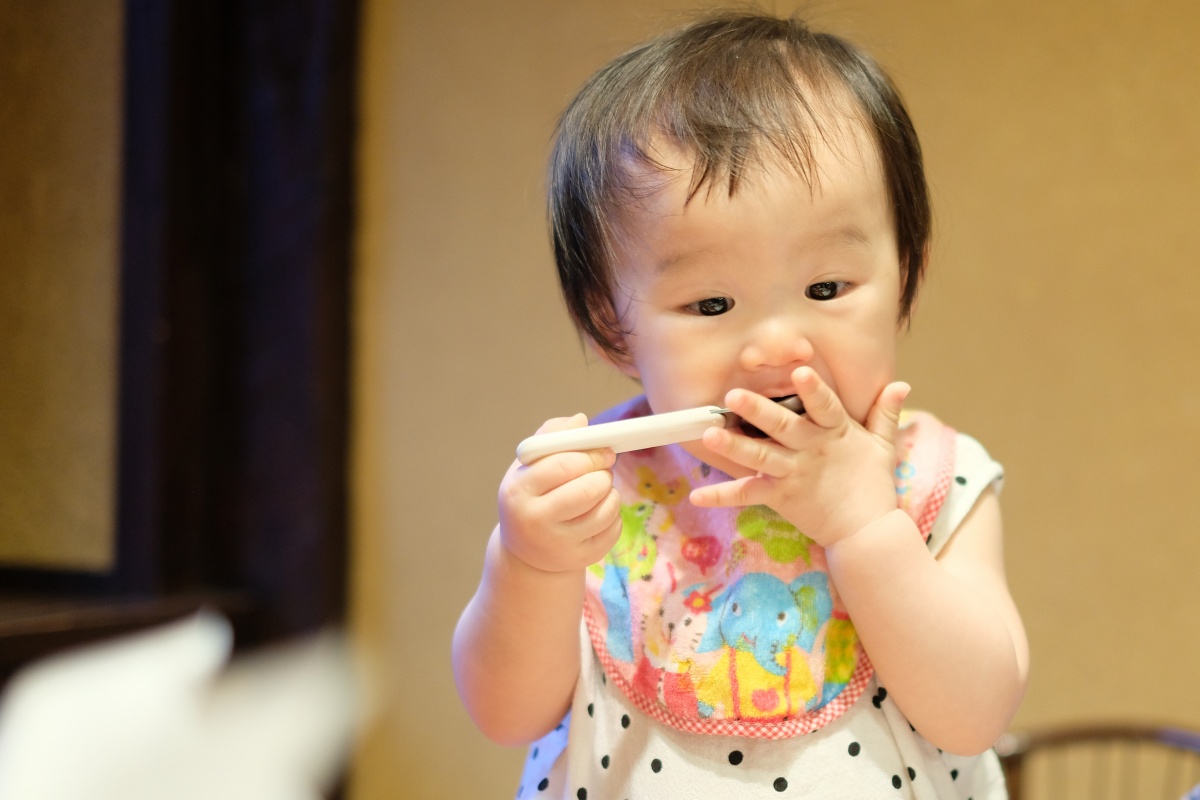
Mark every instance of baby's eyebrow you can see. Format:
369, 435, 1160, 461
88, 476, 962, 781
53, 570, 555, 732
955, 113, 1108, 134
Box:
819, 224, 873, 250
651, 222, 875, 274
654, 246, 723, 274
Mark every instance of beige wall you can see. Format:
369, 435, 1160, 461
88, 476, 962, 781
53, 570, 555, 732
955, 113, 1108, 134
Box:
351, 1, 1200, 797
0, 1, 124, 570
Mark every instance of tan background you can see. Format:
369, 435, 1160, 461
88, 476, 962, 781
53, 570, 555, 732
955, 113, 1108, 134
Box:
0, 0, 123, 570
352, 0, 1200, 797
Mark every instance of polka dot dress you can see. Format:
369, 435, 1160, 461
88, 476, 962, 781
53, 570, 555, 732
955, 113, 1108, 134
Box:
515, 432, 1009, 800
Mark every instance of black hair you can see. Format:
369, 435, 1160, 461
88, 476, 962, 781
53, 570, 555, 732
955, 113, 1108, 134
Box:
548, 10, 930, 361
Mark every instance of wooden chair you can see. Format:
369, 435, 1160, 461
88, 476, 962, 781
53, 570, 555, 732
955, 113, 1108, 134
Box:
995, 723, 1200, 800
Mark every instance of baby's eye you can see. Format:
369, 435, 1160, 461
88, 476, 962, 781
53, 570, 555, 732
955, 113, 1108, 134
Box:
806, 281, 847, 301
687, 297, 734, 316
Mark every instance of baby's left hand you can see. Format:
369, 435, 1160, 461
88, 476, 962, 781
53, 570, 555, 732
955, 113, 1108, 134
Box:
689, 366, 910, 548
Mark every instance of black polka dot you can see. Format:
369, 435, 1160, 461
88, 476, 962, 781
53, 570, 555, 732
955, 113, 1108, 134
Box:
892, 775, 902, 789
577, 789, 587, 800
532, 748, 539, 759
773, 777, 788, 792
955, 475, 967, 485
728, 750, 744, 765
621, 714, 631, 729
872, 687, 888, 708
601, 755, 609, 769
538, 778, 549, 792
848, 742, 861, 756
587, 703, 593, 717
650, 759, 662, 773
908, 767, 916, 780
951, 769, 959, 781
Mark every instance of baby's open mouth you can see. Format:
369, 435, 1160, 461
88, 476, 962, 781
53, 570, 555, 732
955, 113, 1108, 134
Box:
736, 395, 804, 438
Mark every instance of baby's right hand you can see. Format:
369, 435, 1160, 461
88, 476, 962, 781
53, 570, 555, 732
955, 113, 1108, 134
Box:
497, 414, 623, 574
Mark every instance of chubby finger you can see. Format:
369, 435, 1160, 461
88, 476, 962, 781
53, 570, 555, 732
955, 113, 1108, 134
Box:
865, 381, 911, 444
517, 447, 616, 496
700, 425, 793, 478
790, 366, 845, 429
570, 487, 624, 549
535, 412, 588, 435
540, 468, 617, 522
689, 474, 770, 509
722, 388, 805, 448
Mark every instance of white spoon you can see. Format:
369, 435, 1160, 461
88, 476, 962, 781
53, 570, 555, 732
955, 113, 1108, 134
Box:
516, 395, 803, 465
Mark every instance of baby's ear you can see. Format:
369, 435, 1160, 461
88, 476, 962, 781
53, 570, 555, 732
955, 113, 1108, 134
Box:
589, 336, 640, 380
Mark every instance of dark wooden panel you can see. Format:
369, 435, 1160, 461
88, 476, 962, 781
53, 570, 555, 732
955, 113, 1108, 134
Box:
0, 0, 358, 668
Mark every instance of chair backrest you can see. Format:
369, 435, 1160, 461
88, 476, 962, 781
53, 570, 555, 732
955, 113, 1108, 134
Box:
996, 724, 1200, 800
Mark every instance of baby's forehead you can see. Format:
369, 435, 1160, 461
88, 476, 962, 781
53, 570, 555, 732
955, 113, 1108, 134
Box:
615, 83, 877, 193
602, 114, 894, 280
613, 107, 884, 217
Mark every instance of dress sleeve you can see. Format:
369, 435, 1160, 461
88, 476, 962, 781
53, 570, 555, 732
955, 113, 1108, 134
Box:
925, 433, 1004, 558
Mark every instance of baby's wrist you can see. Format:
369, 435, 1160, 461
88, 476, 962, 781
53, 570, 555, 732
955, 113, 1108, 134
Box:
824, 508, 916, 559
480, 529, 587, 623
495, 527, 587, 579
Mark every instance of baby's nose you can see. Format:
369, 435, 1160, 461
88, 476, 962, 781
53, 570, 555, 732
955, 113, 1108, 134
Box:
739, 316, 813, 370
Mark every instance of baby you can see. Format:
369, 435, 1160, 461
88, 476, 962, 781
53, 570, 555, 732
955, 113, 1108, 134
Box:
454, 10, 1028, 798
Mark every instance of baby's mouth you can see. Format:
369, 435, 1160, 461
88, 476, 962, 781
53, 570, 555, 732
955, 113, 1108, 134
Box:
735, 395, 805, 439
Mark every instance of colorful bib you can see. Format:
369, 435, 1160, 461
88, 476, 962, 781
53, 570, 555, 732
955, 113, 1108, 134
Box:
582, 396, 957, 739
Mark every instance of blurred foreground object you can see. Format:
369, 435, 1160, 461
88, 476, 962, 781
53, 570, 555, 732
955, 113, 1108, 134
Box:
0, 611, 359, 800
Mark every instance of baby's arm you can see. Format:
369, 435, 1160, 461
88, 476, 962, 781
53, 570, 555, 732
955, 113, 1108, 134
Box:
452, 414, 622, 746
825, 485, 1028, 755
691, 368, 1028, 755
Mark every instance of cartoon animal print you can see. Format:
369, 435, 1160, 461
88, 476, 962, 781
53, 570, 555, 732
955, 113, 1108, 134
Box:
694, 645, 819, 719
680, 534, 721, 574
728, 539, 749, 572
600, 566, 634, 662
630, 585, 712, 716
698, 572, 833, 674
679, 582, 723, 616
820, 615, 861, 706
693, 572, 833, 719
632, 653, 698, 716
640, 592, 682, 673
634, 466, 688, 532
596, 501, 658, 663
609, 501, 657, 581
894, 459, 916, 511
736, 506, 814, 565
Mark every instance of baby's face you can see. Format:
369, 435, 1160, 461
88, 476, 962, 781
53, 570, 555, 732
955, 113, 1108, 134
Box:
606, 122, 904, 479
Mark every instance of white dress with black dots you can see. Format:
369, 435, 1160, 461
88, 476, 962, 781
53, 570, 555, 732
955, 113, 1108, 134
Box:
516, 433, 1009, 800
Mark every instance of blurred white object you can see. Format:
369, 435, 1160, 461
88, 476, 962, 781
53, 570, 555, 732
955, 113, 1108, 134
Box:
0, 611, 359, 800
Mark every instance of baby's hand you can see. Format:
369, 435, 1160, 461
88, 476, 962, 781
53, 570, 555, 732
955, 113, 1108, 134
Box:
690, 367, 910, 548
498, 414, 623, 573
